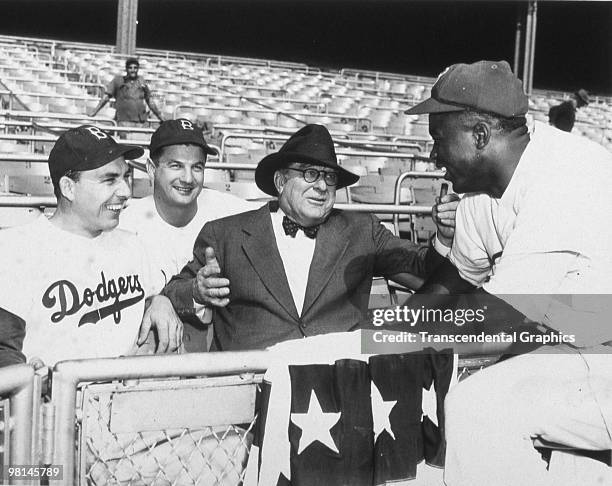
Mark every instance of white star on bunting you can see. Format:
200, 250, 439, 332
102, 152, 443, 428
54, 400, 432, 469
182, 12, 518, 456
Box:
371, 381, 398, 440
290, 389, 341, 454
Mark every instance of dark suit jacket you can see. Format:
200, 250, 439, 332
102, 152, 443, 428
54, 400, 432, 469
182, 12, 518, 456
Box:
163, 204, 444, 351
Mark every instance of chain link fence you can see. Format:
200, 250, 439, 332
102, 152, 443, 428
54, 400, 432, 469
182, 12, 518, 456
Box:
79, 375, 261, 485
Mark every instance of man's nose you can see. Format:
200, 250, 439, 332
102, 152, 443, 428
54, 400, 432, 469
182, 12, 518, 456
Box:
117, 177, 132, 198
180, 168, 194, 184
313, 175, 328, 191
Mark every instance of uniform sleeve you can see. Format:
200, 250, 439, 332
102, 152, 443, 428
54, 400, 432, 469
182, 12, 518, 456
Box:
483, 179, 612, 346
484, 172, 606, 294
371, 215, 443, 279
448, 197, 491, 287
162, 221, 219, 318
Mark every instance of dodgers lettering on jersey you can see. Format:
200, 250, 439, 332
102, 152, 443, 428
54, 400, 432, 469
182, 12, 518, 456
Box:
42, 271, 144, 326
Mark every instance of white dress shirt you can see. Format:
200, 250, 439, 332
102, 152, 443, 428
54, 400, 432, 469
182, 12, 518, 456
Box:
270, 209, 317, 316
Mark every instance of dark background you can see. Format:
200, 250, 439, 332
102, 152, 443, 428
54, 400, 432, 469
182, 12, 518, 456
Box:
0, 0, 610, 94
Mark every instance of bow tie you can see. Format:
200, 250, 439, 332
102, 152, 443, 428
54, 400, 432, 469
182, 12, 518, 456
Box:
282, 216, 320, 239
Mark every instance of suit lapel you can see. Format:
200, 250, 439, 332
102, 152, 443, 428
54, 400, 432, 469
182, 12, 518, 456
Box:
302, 211, 350, 315
241, 205, 300, 321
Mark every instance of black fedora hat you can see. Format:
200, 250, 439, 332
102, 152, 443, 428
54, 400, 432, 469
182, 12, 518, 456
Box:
255, 124, 360, 197
574, 89, 590, 107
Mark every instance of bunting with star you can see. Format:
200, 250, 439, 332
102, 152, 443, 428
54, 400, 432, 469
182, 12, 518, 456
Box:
243, 331, 457, 486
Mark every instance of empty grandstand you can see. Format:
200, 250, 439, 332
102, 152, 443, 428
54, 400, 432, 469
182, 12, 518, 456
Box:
0, 31, 610, 228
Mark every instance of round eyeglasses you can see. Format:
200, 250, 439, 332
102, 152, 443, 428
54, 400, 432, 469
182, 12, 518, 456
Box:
288, 167, 339, 186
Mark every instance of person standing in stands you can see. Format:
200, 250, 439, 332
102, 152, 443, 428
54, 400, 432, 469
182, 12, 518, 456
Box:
120, 119, 256, 351
88, 58, 163, 128
162, 124, 459, 351
548, 88, 589, 132
0, 125, 182, 368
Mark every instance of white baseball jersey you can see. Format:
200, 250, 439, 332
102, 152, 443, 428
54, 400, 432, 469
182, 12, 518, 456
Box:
0, 215, 152, 365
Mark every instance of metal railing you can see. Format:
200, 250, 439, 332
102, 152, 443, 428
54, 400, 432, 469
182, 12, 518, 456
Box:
0, 364, 36, 485
45, 349, 497, 486
0, 195, 434, 216
0, 109, 115, 127
0, 347, 597, 484
393, 170, 445, 236
50, 351, 270, 486
219, 132, 423, 157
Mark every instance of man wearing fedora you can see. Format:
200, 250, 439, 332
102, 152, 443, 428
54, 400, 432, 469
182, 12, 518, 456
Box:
403, 61, 612, 485
548, 88, 590, 132
162, 124, 458, 351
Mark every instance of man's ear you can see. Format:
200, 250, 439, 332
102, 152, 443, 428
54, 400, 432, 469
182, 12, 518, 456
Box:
146, 158, 156, 181
273, 170, 285, 195
473, 122, 491, 150
59, 176, 76, 202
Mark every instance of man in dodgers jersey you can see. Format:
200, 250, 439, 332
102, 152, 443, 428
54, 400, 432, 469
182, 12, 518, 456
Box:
120, 118, 256, 351
405, 60, 612, 485
0, 125, 182, 367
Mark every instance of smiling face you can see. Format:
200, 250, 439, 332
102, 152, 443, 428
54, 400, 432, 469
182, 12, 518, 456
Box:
275, 163, 337, 227
150, 144, 206, 209
68, 157, 131, 237
429, 112, 493, 194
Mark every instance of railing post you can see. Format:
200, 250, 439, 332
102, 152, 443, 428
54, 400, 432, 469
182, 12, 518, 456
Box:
0, 365, 35, 486
49, 370, 78, 486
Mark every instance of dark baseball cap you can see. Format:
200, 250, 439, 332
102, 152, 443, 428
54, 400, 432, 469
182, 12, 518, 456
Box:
149, 119, 216, 156
405, 60, 528, 118
125, 57, 139, 69
48, 125, 144, 185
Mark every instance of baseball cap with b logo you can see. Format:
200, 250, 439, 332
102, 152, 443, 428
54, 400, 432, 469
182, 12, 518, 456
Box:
405, 60, 528, 118
149, 119, 216, 156
48, 125, 144, 186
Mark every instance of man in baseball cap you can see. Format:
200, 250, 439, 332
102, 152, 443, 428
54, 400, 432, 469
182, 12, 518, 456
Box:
48, 124, 144, 235
0, 125, 182, 368
405, 60, 529, 195
405, 61, 612, 485
120, 119, 255, 351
